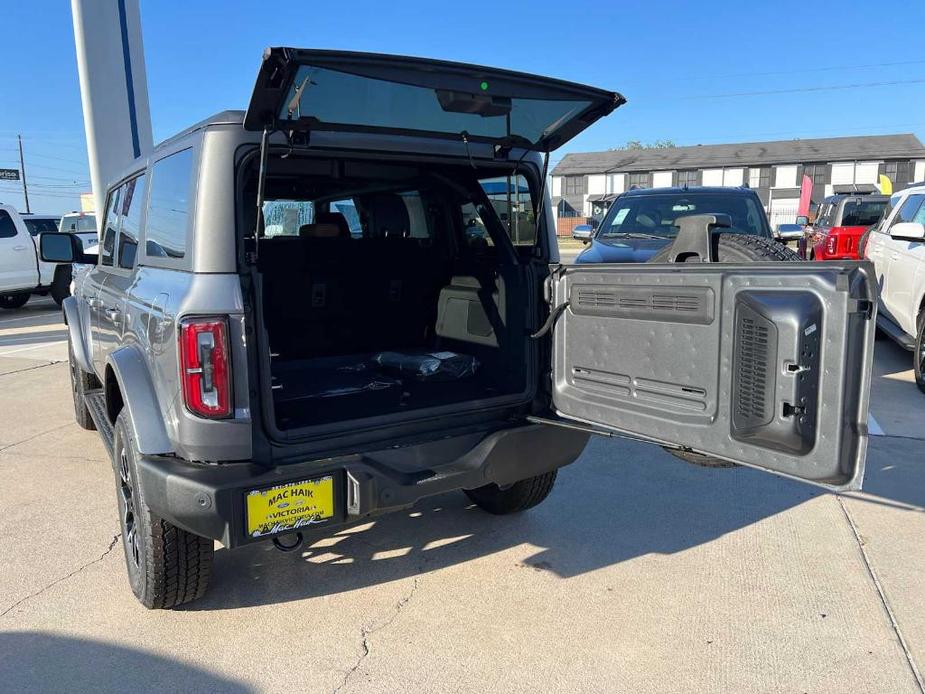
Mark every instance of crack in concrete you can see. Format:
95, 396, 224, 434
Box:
333, 575, 422, 694
0, 360, 63, 378
838, 496, 925, 693
0, 422, 73, 454
0, 533, 120, 619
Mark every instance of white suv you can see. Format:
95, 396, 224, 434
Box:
864, 183, 925, 391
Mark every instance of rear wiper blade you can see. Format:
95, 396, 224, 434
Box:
286, 72, 317, 120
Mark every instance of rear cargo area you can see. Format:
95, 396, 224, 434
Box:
246, 155, 536, 433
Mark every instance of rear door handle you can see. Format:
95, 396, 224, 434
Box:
12, 245, 27, 251
87, 298, 102, 308
104, 308, 122, 322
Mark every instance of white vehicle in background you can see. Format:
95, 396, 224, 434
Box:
0, 203, 71, 309
864, 183, 925, 392
58, 210, 99, 251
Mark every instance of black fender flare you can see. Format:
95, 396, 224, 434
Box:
107, 345, 174, 456
61, 296, 92, 373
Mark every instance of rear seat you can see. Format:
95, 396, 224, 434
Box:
260, 201, 451, 359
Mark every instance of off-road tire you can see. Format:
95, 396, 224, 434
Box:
914, 308, 925, 395
464, 470, 558, 515
68, 337, 96, 431
649, 232, 803, 264
113, 411, 213, 608
649, 233, 802, 467
50, 265, 72, 306
0, 294, 29, 310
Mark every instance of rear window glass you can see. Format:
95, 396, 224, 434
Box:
599, 193, 766, 239
60, 215, 96, 233
23, 218, 60, 236
145, 149, 193, 259
841, 200, 886, 227
280, 65, 593, 148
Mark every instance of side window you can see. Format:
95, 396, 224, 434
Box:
100, 187, 122, 266
146, 149, 193, 259
399, 192, 431, 239
891, 195, 925, 228
327, 199, 362, 237
118, 174, 147, 269
0, 210, 16, 238
479, 175, 536, 246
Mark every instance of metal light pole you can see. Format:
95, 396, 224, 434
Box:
17, 134, 30, 213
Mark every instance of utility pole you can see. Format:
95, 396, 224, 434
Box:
17, 134, 30, 213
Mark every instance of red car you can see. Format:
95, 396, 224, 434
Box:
808, 193, 887, 260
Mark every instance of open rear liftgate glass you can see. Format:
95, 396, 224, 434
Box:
548, 260, 877, 492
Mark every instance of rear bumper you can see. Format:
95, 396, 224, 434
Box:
135, 424, 590, 548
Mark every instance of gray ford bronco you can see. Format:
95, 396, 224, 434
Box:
42, 48, 877, 609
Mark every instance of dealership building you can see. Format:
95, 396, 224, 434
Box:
550, 133, 925, 232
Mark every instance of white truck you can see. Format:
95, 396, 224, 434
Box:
864, 183, 925, 392
0, 203, 71, 309
58, 210, 99, 251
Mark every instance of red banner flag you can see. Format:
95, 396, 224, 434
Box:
798, 174, 813, 217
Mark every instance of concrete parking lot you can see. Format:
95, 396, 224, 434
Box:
1, 296, 923, 693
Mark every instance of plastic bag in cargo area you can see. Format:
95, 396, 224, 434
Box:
373, 351, 479, 381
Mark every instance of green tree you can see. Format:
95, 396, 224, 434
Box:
611, 139, 676, 151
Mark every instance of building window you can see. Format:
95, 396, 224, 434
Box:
562, 175, 586, 196
677, 170, 698, 187
801, 164, 828, 188
882, 161, 912, 188
627, 172, 649, 189
748, 166, 771, 189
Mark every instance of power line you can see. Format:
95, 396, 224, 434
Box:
687, 78, 925, 99
674, 58, 925, 82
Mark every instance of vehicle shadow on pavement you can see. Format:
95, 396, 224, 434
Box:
189, 437, 821, 611
0, 631, 254, 693
855, 435, 925, 510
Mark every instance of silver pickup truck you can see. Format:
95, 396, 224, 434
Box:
42, 48, 877, 609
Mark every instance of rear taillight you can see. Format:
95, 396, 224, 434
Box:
826, 235, 837, 255
179, 317, 231, 419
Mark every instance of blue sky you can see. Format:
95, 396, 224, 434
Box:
1, 0, 923, 213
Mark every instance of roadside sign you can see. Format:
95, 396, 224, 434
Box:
0, 168, 20, 181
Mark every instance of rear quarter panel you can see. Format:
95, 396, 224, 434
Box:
124, 268, 251, 462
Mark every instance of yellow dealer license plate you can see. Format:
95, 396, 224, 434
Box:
246, 476, 335, 538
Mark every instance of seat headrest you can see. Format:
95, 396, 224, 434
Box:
316, 212, 351, 238
366, 193, 410, 239
299, 223, 343, 238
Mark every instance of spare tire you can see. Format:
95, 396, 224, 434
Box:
648, 233, 801, 468
649, 232, 802, 264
